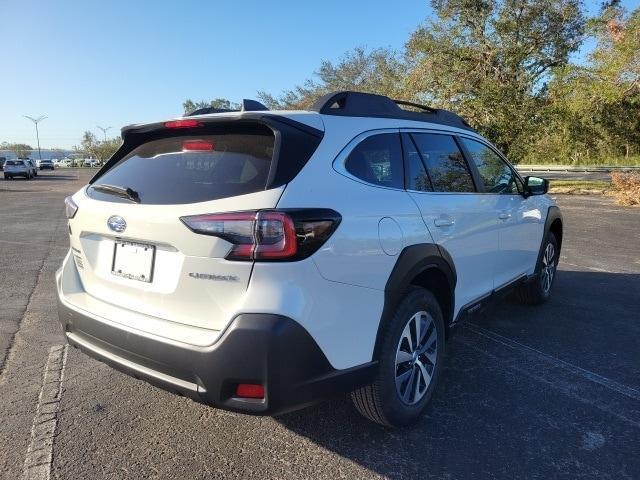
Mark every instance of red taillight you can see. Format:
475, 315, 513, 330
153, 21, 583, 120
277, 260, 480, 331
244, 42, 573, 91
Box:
180, 209, 341, 262
236, 383, 265, 399
164, 119, 203, 129
182, 140, 214, 151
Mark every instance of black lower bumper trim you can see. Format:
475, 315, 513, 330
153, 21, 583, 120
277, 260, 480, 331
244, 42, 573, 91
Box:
57, 300, 377, 415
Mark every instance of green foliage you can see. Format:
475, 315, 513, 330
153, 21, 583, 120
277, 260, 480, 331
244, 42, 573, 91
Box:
182, 98, 241, 115
257, 47, 406, 110
0, 142, 33, 158
73, 130, 121, 163
403, 0, 585, 159
527, 5, 640, 164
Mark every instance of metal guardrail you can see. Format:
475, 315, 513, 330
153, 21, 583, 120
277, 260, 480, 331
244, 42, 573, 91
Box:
516, 165, 640, 172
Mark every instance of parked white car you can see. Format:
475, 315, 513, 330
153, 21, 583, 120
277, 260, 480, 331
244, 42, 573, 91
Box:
4, 159, 34, 179
84, 158, 100, 167
56, 91, 562, 427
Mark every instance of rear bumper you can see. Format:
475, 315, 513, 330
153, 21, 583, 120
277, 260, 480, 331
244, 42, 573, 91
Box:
57, 288, 377, 416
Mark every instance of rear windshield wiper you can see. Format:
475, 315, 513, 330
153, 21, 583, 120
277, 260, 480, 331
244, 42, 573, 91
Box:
91, 184, 141, 203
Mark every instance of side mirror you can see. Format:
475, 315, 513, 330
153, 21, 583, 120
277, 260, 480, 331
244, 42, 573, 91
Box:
524, 176, 548, 196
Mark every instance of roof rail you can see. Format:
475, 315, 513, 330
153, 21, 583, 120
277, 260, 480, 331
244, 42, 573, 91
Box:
186, 99, 269, 117
310, 91, 473, 131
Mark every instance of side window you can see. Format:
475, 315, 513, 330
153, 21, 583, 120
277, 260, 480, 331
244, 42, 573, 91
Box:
402, 134, 432, 192
345, 133, 403, 189
460, 138, 522, 194
410, 133, 475, 193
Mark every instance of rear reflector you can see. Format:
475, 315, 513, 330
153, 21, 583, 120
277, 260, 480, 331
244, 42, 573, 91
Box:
180, 209, 341, 262
236, 384, 264, 399
164, 119, 203, 129
182, 140, 214, 151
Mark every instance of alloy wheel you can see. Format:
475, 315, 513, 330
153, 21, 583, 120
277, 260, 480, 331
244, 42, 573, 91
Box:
395, 311, 438, 405
541, 242, 556, 293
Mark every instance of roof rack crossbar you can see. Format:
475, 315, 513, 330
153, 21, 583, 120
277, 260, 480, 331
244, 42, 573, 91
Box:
392, 99, 438, 114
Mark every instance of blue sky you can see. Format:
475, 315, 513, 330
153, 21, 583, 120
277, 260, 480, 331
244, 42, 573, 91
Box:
1, 0, 638, 149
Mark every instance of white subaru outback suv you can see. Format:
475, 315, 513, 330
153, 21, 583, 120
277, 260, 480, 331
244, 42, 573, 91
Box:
56, 91, 562, 427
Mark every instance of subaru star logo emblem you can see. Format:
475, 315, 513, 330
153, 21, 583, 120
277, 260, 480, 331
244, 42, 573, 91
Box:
107, 215, 127, 233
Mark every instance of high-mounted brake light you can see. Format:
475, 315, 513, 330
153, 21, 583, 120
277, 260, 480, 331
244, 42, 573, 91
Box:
164, 119, 203, 129
182, 140, 214, 151
64, 196, 78, 219
180, 209, 341, 262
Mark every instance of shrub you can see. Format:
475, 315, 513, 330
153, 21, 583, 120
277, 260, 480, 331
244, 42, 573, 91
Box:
611, 172, 640, 206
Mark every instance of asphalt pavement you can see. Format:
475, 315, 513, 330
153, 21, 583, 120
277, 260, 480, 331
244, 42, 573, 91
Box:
1, 169, 639, 479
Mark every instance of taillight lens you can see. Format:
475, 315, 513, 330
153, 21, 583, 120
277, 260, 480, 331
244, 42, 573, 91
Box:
64, 196, 78, 219
180, 209, 341, 261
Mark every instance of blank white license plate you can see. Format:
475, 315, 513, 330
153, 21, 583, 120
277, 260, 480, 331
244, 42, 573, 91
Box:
111, 240, 155, 283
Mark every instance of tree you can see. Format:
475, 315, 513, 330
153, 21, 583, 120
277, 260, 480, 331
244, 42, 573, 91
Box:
74, 130, 120, 164
1, 142, 33, 158
529, 4, 640, 163
402, 0, 585, 161
182, 98, 241, 115
258, 47, 406, 110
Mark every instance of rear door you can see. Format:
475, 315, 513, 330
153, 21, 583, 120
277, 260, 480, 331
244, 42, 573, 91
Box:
403, 131, 499, 310
70, 121, 316, 332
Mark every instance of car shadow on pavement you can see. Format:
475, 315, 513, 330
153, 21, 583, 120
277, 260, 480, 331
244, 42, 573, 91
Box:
275, 270, 640, 479
32, 174, 78, 181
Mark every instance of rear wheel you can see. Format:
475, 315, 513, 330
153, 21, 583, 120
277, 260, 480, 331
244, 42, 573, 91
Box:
351, 287, 445, 427
516, 232, 558, 305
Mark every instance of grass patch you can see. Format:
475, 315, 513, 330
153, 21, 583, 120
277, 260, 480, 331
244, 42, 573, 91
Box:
549, 180, 611, 189
548, 180, 611, 195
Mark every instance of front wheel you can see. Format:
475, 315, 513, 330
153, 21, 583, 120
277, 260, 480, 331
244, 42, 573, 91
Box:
516, 232, 559, 305
351, 287, 445, 427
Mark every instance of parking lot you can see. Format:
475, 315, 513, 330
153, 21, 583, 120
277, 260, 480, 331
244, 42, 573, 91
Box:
1, 169, 639, 479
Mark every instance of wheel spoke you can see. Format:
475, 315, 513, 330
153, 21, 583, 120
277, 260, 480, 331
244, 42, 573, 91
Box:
422, 348, 437, 365
413, 314, 421, 350
416, 359, 432, 391
401, 368, 416, 403
419, 325, 437, 355
396, 349, 413, 365
395, 368, 412, 394
412, 366, 423, 403
401, 323, 413, 352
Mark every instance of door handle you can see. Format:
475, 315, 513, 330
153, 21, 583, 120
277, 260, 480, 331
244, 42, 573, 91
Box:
498, 212, 512, 220
434, 217, 455, 227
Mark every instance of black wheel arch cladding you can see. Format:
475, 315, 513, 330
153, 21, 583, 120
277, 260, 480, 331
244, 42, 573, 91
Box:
374, 243, 456, 359
535, 206, 563, 273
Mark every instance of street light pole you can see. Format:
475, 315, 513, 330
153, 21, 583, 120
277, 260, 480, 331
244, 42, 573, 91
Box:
23, 115, 47, 161
97, 125, 112, 142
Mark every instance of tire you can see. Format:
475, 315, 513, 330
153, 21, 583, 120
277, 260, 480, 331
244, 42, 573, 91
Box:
351, 287, 445, 427
516, 232, 559, 305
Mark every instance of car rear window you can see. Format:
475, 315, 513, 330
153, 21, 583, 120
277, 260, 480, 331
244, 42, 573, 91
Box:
88, 125, 275, 205
6, 161, 23, 166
